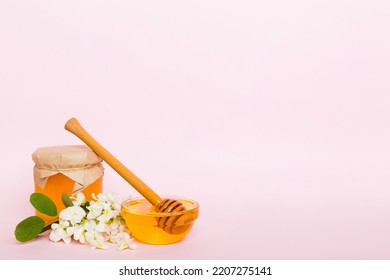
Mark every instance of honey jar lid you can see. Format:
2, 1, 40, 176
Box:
32, 145, 102, 170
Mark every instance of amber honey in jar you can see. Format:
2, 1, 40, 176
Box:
32, 145, 104, 221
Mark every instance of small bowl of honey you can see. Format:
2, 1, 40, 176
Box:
121, 196, 199, 245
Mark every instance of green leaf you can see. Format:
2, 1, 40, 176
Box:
15, 216, 45, 242
61, 193, 73, 208
40, 223, 54, 233
30, 193, 57, 217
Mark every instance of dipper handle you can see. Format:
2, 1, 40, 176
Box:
65, 117, 162, 206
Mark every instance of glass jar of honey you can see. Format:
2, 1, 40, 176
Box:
32, 145, 104, 221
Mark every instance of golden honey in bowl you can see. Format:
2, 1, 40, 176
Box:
32, 145, 104, 221
121, 197, 199, 245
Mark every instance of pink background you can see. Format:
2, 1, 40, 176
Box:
1, 1, 390, 259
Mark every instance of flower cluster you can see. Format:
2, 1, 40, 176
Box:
49, 192, 136, 251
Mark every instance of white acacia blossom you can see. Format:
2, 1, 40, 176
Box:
49, 220, 71, 244
72, 193, 87, 207
59, 206, 86, 225
49, 192, 137, 251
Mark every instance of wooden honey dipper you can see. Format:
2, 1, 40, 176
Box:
64, 118, 189, 234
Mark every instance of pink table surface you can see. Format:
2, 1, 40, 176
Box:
1, 1, 390, 260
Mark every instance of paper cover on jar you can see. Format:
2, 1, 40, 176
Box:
32, 145, 104, 193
